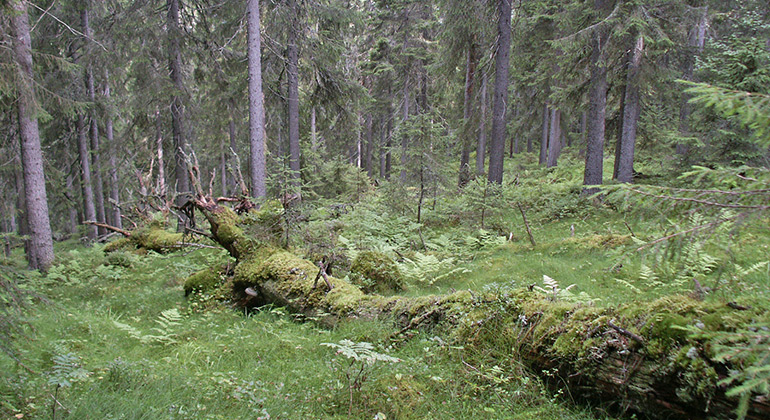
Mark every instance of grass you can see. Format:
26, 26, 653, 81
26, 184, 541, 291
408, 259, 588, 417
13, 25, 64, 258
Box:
1, 243, 609, 420
3, 156, 768, 419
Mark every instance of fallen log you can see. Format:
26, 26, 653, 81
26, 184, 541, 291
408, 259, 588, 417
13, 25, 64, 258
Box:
181, 196, 769, 419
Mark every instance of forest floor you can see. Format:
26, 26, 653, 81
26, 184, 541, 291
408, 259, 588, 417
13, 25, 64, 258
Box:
2, 156, 769, 419
1, 243, 609, 419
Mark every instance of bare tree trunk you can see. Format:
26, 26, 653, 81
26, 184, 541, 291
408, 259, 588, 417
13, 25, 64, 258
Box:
539, 102, 549, 165
167, 0, 190, 214
676, 6, 708, 156
487, 0, 511, 184
221, 133, 228, 197
155, 108, 167, 199
65, 171, 79, 233
287, 0, 301, 189
248, 0, 267, 198
400, 75, 410, 183
81, 7, 106, 236
511, 98, 519, 156
13, 123, 30, 258
459, 46, 476, 186
583, 21, 609, 195
356, 112, 363, 168
379, 116, 387, 179
386, 115, 392, 179
103, 70, 121, 229
615, 34, 644, 183
228, 98, 238, 194
546, 108, 561, 168
77, 115, 98, 240
475, 70, 488, 176
9, 0, 54, 269
365, 113, 374, 176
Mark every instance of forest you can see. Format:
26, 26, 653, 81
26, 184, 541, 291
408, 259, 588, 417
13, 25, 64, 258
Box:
1, 0, 769, 418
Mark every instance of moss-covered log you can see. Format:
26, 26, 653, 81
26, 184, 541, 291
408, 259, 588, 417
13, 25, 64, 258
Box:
185, 197, 769, 419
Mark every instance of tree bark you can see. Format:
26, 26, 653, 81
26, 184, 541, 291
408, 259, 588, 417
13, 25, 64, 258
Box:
459, 45, 477, 187
400, 74, 410, 183
583, 21, 609, 195
615, 34, 644, 183
365, 113, 374, 177
487, 0, 511, 185
546, 108, 561, 168
287, 0, 301, 189
81, 7, 107, 236
475, 70, 488, 176
248, 0, 267, 198
539, 102, 549, 165
167, 0, 190, 211
676, 6, 708, 156
77, 114, 98, 240
103, 70, 121, 230
228, 98, 238, 195
9, 0, 55, 269
155, 107, 167, 199
65, 170, 79, 234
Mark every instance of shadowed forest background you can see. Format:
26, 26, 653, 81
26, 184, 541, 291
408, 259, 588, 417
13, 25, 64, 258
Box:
1, 0, 770, 419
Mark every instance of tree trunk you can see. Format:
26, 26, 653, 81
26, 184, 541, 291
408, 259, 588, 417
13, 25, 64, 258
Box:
287, 0, 301, 189
228, 98, 238, 194
487, 0, 511, 185
81, 7, 107, 236
365, 113, 374, 177
248, 0, 267, 198
511, 99, 519, 156
475, 70, 488, 176
155, 107, 167, 199
676, 6, 708, 156
583, 23, 609, 195
400, 75, 410, 183
459, 45, 477, 187
386, 116, 392, 179
65, 170, 79, 234
77, 114, 98, 240
615, 34, 644, 183
14, 155, 30, 259
539, 102, 549, 165
103, 70, 121, 229
546, 108, 561, 168
167, 0, 190, 213
9, 0, 54, 270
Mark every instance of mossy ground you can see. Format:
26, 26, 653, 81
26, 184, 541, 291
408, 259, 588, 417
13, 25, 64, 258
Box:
1, 244, 607, 420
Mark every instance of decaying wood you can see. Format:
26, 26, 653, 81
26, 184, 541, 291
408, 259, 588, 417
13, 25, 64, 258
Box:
84, 221, 132, 237
173, 192, 769, 420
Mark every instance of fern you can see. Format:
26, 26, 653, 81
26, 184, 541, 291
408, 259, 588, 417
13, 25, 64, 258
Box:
685, 322, 770, 420
113, 309, 183, 345
397, 252, 469, 285
534, 275, 578, 302
48, 352, 89, 388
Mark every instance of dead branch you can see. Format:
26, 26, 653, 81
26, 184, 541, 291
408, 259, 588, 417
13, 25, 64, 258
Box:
83, 221, 132, 237
608, 320, 645, 345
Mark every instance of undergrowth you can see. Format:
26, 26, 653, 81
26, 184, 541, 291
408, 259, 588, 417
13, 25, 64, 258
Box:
1, 242, 605, 420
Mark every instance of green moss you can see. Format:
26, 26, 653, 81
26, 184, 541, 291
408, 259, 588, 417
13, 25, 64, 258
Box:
104, 250, 136, 268
349, 250, 404, 294
104, 238, 132, 253
184, 267, 224, 296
